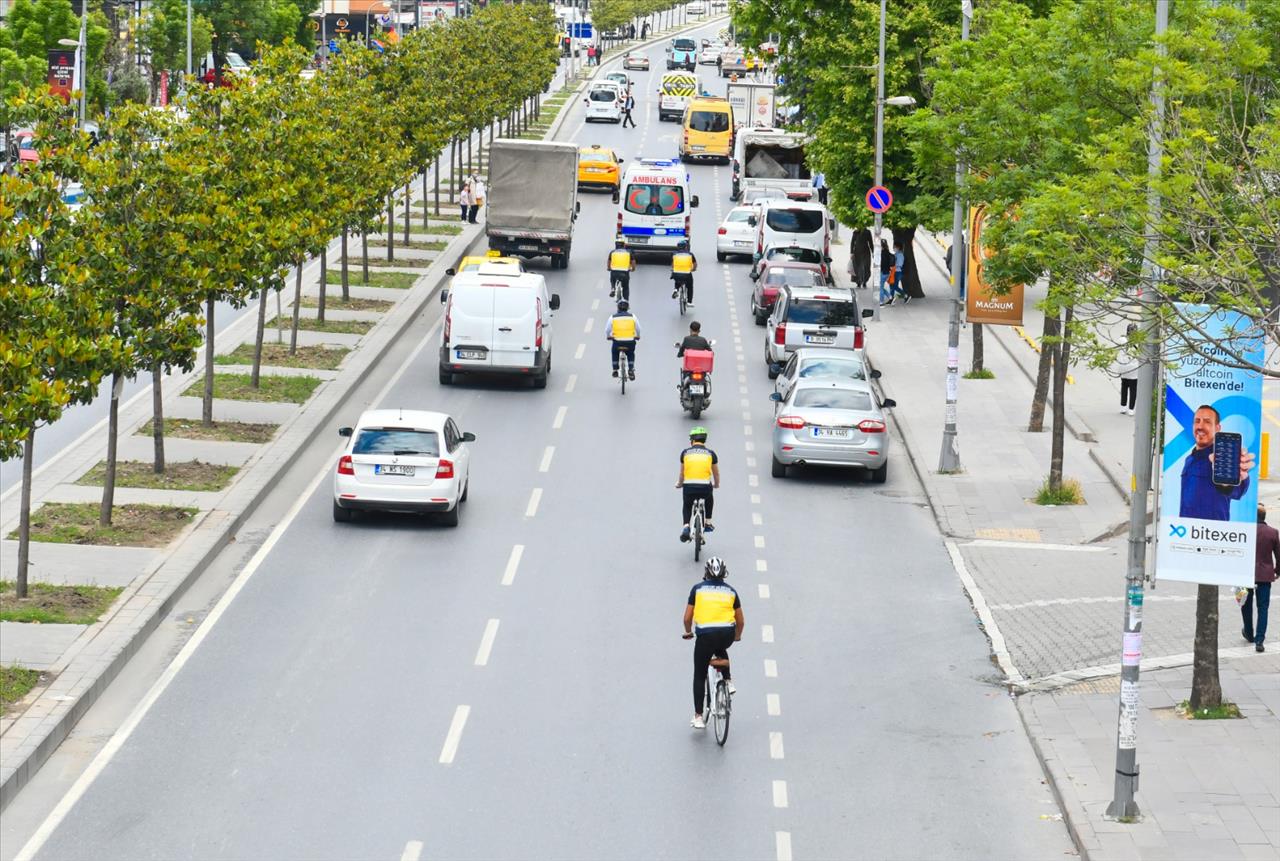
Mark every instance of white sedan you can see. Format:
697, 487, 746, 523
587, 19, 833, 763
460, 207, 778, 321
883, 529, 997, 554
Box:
332, 409, 474, 526
716, 205, 758, 261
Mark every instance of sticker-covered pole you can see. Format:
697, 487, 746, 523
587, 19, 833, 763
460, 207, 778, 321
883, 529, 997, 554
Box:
1107, 0, 1167, 821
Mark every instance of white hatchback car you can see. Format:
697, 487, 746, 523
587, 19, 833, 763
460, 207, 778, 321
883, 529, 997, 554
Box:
332, 409, 474, 526
716, 205, 757, 261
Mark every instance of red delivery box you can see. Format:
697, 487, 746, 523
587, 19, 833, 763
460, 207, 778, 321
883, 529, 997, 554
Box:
682, 349, 714, 374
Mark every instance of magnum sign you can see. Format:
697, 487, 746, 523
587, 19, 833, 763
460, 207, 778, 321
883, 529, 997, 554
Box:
48, 49, 76, 102
964, 203, 1024, 326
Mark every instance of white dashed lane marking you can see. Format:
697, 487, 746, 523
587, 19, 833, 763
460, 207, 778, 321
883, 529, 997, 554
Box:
474, 619, 500, 666
525, 488, 542, 517
758, 584, 770, 599
767, 693, 781, 715
564, 374, 577, 393
764, 659, 778, 678
438, 705, 471, 765
574, 343, 585, 360
761, 624, 774, 643
553, 406, 567, 429
769, 731, 785, 759
756, 559, 767, 572
776, 831, 793, 861
401, 840, 424, 861
539, 446, 555, 473
501, 545, 524, 586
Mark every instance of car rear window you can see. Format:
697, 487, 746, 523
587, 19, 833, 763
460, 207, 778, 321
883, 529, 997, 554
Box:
625, 183, 685, 216
799, 359, 867, 381
765, 268, 824, 287
353, 428, 440, 456
580, 152, 612, 163
726, 209, 752, 222
589, 89, 619, 102
688, 110, 730, 133
793, 389, 873, 411
766, 209, 825, 233
786, 299, 858, 326
768, 247, 822, 264
673, 39, 697, 51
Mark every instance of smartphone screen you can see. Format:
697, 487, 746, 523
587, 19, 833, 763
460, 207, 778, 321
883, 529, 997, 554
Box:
1213, 432, 1243, 486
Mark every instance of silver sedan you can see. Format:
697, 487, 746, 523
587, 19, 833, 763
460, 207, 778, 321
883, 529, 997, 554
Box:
769, 379, 896, 482
771, 347, 879, 404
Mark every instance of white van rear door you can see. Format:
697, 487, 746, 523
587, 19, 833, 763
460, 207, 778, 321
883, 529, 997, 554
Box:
491, 287, 538, 368
449, 286, 496, 367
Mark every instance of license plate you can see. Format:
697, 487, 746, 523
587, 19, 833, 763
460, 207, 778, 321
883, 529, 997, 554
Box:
692, 145, 705, 151
518, 244, 539, 251
734, 240, 751, 247
630, 236, 648, 244
457, 349, 486, 360
812, 427, 851, 440
687, 384, 705, 394
805, 334, 836, 345
375, 464, 416, 476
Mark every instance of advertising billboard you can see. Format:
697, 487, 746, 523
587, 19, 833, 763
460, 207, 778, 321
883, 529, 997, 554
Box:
964, 203, 1024, 326
1156, 304, 1263, 587
48, 49, 76, 102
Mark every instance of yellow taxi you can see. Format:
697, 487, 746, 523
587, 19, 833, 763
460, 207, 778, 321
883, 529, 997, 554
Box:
577, 144, 623, 193
447, 249, 523, 275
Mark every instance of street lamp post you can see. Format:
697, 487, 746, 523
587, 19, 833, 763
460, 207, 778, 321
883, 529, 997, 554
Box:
186, 0, 193, 76
869, 0, 915, 325
56, 33, 85, 127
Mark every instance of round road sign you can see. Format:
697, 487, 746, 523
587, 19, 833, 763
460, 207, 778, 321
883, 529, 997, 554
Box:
866, 185, 893, 214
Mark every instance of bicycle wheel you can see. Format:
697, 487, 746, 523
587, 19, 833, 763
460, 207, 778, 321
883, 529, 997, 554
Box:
679, 286, 687, 317
619, 353, 627, 395
713, 678, 730, 746
693, 513, 703, 562
704, 674, 713, 724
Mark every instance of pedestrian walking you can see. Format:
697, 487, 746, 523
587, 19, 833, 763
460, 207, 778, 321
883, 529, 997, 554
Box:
812, 171, 828, 205
1244, 503, 1278, 652
622, 93, 637, 128
587, 44, 597, 66
886, 240, 909, 305
458, 179, 473, 223
850, 228, 872, 290
468, 172, 486, 224
945, 241, 968, 297
877, 239, 893, 306
1113, 323, 1140, 415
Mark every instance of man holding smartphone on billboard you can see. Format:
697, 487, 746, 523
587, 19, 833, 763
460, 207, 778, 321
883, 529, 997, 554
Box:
1180, 404, 1255, 521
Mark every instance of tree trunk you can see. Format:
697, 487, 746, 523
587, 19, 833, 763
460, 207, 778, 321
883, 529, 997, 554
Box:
403, 183, 410, 245
341, 228, 350, 301
361, 232, 369, 282
16, 432, 34, 598
971, 324, 984, 374
202, 295, 215, 425
1189, 584, 1223, 711
152, 362, 165, 473
251, 286, 268, 387
434, 154, 441, 217
318, 247, 328, 324
290, 263, 303, 354
1028, 310, 1057, 433
1049, 305, 1074, 491
386, 193, 395, 260
422, 167, 429, 228
466, 131, 472, 175
100, 373, 122, 526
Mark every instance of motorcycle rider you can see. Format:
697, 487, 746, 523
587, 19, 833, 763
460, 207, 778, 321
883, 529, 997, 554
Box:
677, 321, 712, 357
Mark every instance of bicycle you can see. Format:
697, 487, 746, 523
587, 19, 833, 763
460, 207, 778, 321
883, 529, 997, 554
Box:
673, 275, 690, 316
690, 496, 706, 561
617, 346, 630, 395
609, 271, 630, 301
704, 656, 732, 745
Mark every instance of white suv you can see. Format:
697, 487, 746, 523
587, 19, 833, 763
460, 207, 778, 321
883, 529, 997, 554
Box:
764, 285, 872, 378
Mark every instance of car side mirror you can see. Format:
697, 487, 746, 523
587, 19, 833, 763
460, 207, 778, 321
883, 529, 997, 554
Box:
550, 293, 561, 310
445, 267, 456, 276
862, 308, 874, 318
769, 364, 783, 376
576, 201, 581, 214
338, 426, 353, 437
824, 256, 832, 263
829, 218, 836, 230
769, 392, 783, 402
440, 289, 449, 303
870, 369, 882, 380
461, 432, 477, 442
881, 398, 897, 409
691, 195, 699, 207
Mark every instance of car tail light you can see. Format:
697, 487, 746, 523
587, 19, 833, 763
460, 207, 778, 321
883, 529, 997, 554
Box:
692, 372, 704, 380
616, 212, 623, 231
858, 420, 886, 433
436, 459, 455, 479
776, 415, 805, 430
443, 298, 452, 344
854, 326, 864, 349
337, 455, 354, 475
535, 298, 543, 348
774, 323, 786, 345
717, 227, 726, 235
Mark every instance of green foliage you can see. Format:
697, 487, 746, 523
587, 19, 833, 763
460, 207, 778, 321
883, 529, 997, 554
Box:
136, 0, 214, 97
1034, 477, 1084, 506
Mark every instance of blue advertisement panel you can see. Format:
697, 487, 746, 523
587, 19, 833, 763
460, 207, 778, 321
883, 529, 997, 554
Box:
1156, 304, 1263, 586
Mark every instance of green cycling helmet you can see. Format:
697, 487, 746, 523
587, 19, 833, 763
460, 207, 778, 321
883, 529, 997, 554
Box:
689, 426, 708, 440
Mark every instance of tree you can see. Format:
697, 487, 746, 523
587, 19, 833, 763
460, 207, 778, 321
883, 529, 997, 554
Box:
0, 92, 120, 596
136, 0, 213, 101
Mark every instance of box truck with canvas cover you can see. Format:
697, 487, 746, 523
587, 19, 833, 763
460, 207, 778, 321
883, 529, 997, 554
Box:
731, 127, 811, 202
486, 139, 580, 269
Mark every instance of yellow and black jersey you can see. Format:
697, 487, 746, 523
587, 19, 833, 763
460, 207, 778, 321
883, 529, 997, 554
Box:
688, 580, 740, 633
680, 444, 717, 484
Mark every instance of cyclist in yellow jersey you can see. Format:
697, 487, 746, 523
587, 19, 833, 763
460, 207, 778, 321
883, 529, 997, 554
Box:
604, 299, 641, 380
676, 426, 719, 542
682, 557, 742, 729
605, 239, 635, 300
670, 240, 699, 306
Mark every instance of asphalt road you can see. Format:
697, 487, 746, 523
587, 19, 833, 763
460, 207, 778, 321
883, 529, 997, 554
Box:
17, 22, 1073, 861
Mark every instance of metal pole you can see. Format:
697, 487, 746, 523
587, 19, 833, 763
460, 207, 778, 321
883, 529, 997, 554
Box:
186, 0, 192, 75
870, 0, 886, 324
937, 1, 970, 473
77, 6, 87, 126
1107, 0, 1167, 821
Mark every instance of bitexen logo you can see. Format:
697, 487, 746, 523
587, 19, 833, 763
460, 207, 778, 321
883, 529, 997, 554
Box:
1169, 524, 1187, 538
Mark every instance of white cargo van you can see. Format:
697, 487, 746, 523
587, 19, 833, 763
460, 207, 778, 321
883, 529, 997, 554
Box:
584, 81, 624, 123
616, 158, 700, 254
751, 200, 833, 263
438, 265, 561, 388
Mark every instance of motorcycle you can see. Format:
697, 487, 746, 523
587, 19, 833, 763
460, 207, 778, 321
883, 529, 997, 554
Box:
676, 341, 716, 419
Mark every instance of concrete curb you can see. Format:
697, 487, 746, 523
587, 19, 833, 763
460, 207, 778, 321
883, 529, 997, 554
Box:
1016, 697, 1095, 861
0, 226, 489, 812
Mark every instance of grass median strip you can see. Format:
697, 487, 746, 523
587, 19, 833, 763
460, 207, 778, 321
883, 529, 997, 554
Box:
184, 373, 323, 403
381, 222, 463, 236
1, 581, 126, 625
283, 317, 375, 335
137, 418, 278, 444
324, 270, 418, 290
367, 238, 448, 252
76, 460, 239, 493
1, 667, 43, 715
217, 343, 351, 370
299, 296, 393, 312
12, 502, 198, 547
361, 257, 432, 270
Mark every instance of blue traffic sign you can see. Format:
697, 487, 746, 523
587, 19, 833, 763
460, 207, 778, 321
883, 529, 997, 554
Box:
866, 185, 893, 213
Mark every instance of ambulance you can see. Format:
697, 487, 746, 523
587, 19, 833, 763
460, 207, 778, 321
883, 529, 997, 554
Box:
658, 71, 698, 122
616, 158, 700, 255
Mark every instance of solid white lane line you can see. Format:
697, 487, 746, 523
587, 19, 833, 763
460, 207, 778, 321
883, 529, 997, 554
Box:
756, 559, 767, 572
565, 374, 577, 393
474, 619, 500, 666
772, 780, 789, 808
767, 693, 782, 715
583, 318, 595, 333
764, 659, 778, 678
758, 584, 770, 599
525, 488, 542, 517
439, 705, 471, 764
574, 343, 585, 360
539, 446, 555, 473
754, 535, 765, 548
553, 405, 567, 429
776, 831, 793, 861
752, 512, 763, 526
502, 545, 524, 586
761, 624, 774, 643
769, 731, 784, 759
402, 840, 425, 861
